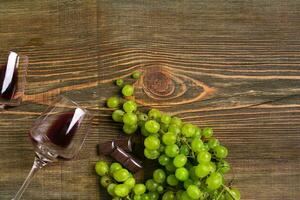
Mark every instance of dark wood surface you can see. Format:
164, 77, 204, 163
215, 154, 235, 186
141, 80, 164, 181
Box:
0, 0, 300, 199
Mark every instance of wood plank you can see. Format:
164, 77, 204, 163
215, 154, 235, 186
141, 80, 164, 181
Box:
97, 1, 300, 200
0, 0, 100, 199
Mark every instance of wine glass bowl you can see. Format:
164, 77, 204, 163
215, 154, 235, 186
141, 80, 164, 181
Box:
12, 96, 91, 200
0, 50, 28, 108
30, 96, 92, 160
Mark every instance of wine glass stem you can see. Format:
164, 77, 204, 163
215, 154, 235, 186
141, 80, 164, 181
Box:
12, 156, 49, 200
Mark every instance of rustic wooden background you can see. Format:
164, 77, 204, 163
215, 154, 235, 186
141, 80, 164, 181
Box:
0, 0, 300, 199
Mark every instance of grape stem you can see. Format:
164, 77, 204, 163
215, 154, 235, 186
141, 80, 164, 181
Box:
179, 137, 195, 158
166, 186, 178, 192
215, 187, 225, 200
222, 184, 238, 200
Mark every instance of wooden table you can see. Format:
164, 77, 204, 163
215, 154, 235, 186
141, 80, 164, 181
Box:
0, 0, 299, 199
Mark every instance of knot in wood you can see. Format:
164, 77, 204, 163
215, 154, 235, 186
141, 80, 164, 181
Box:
143, 68, 175, 97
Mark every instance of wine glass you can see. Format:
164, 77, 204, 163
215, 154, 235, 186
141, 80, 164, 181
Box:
0, 50, 28, 108
12, 96, 92, 200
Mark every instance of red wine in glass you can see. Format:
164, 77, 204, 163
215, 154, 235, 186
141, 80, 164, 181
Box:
12, 96, 92, 199
0, 51, 28, 108
46, 112, 79, 148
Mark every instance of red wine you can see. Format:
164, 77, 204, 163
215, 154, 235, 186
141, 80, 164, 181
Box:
46, 112, 79, 148
0, 63, 18, 100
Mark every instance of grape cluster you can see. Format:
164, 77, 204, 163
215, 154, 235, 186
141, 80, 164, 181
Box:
97, 72, 240, 200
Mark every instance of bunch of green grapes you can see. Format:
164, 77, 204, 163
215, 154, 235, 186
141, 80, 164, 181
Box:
96, 71, 240, 200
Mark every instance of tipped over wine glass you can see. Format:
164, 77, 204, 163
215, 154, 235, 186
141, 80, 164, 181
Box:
0, 50, 28, 108
12, 96, 92, 200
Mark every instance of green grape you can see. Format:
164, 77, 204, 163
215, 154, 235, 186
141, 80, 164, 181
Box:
146, 179, 158, 192
107, 97, 120, 108
141, 194, 150, 200
202, 127, 213, 138
176, 190, 184, 199
158, 154, 170, 166
209, 162, 216, 173
113, 168, 130, 182
225, 188, 241, 200
170, 116, 182, 127
141, 125, 151, 136
162, 191, 175, 200
148, 192, 159, 200
203, 144, 210, 152
100, 175, 112, 188
134, 195, 142, 200
144, 135, 161, 150
193, 179, 201, 187
206, 172, 223, 190
153, 169, 166, 184
124, 177, 135, 188
115, 79, 124, 87
122, 84, 134, 96
195, 163, 211, 178
162, 132, 177, 145
138, 113, 149, 122
173, 154, 187, 168
134, 183, 146, 195
137, 121, 145, 129
148, 108, 161, 120
132, 71, 141, 79
123, 100, 137, 113
144, 148, 160, 160
207, 138, 220, 149
110, 162, 122, 174
161, 114, 171, 125
181, 123, 196, 137
165, 144, 179, 158
187, 185, 202, 199
188, 166, 198, 181
184, 179, 193, 189
159, 145, 165, 153
112, 197, 121, 200
197, 151, 211, 163
175, 167, 189, 181
194, 127, 201, 138
123, 113, 138, 125
145, 120, 160, 134
114, 184, 130, 197
112, 110, 125, 122
180, 191, 193, 200
168, 124, 181, 135
165, 161, 176, 172
157, 185, 164, 194
95, 161, 109, 176
179, 145, 190, 156
214, 145, 228, 159
191, 138, 204, 153
166, 174, 179, 186
107, 183, 117, 196
160, 123, 169, 132
217, 160, 230, 174
123, 124, 138, 134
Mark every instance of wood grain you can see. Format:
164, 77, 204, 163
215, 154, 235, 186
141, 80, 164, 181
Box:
1, 0, 300, 199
